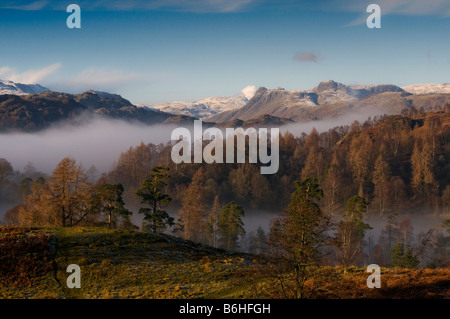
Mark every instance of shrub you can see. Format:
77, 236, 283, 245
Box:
0, 226, 53, 287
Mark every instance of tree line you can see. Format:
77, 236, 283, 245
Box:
1, 111, 449, 269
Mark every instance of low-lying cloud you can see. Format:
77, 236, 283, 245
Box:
0, 116, 177, 174
279, 107, 390, 136
0, 104, 393, 175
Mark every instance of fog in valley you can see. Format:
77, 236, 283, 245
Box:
0, 117, 177, 174
0, 111, 448, 256
0, 108, 385, 174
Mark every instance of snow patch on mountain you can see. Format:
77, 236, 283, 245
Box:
402, 83, 450, 94
0, 79, 49, 95
138, 93, 251, 119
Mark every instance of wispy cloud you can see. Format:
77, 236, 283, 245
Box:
57, 67, 143, 92
0, 64, 148, 94
1, 0, 49, 10
338, 0, 450, 26
0, 63, 61, 84
0, 0, 259, 13
293, 52, 321, 63
3, 0, 450, 15
148, 0, 257, 13
333, 0, 450, 15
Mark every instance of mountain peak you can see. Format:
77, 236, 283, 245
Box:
253, 86, 268, 96
314, 80, 344, 92
0, 79, 50, 95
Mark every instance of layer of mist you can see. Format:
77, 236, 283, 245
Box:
0, 106, 388, 174
0, 117, 177, 174
280, 108, 388, 135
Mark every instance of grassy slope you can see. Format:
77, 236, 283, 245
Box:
1, 227, 258, 299
0, 227, 448, 299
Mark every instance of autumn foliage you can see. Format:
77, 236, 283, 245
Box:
0, 226, 53, 287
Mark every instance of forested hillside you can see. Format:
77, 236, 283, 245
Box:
2, 110, 449, 270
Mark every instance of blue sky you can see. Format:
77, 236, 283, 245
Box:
1, 0, 450, 104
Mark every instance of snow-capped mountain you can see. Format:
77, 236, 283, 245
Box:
313, 81, 404, 103
0, 79, 49, 95
207, 80, 406, 123
402, 83, 450, 94
138, 95, 249, 119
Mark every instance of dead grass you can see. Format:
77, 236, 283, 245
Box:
0, 227, 448, 299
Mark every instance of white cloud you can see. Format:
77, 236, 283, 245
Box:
241, 85, 257, 99
0, 63, 61, 84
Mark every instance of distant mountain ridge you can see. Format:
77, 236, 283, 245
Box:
138, 94, 249, 119
402, 83, 450, 95
0, 89, 194, 132
0, 79, 49, 95
1, 79, 450, 132
207, 80, 450, 123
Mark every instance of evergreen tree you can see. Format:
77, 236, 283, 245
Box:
136, 166, 174, 233
98, 183, 131, 229
217, 202, 245, 251
391, 242, 419, 268
269, 178, 331, 298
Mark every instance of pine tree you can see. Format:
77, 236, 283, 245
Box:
136, 166, 174, 233
269, 178, 331, 298
391, 242, 419, 268
98, 183, 131, 229
217, 202, 245, 251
